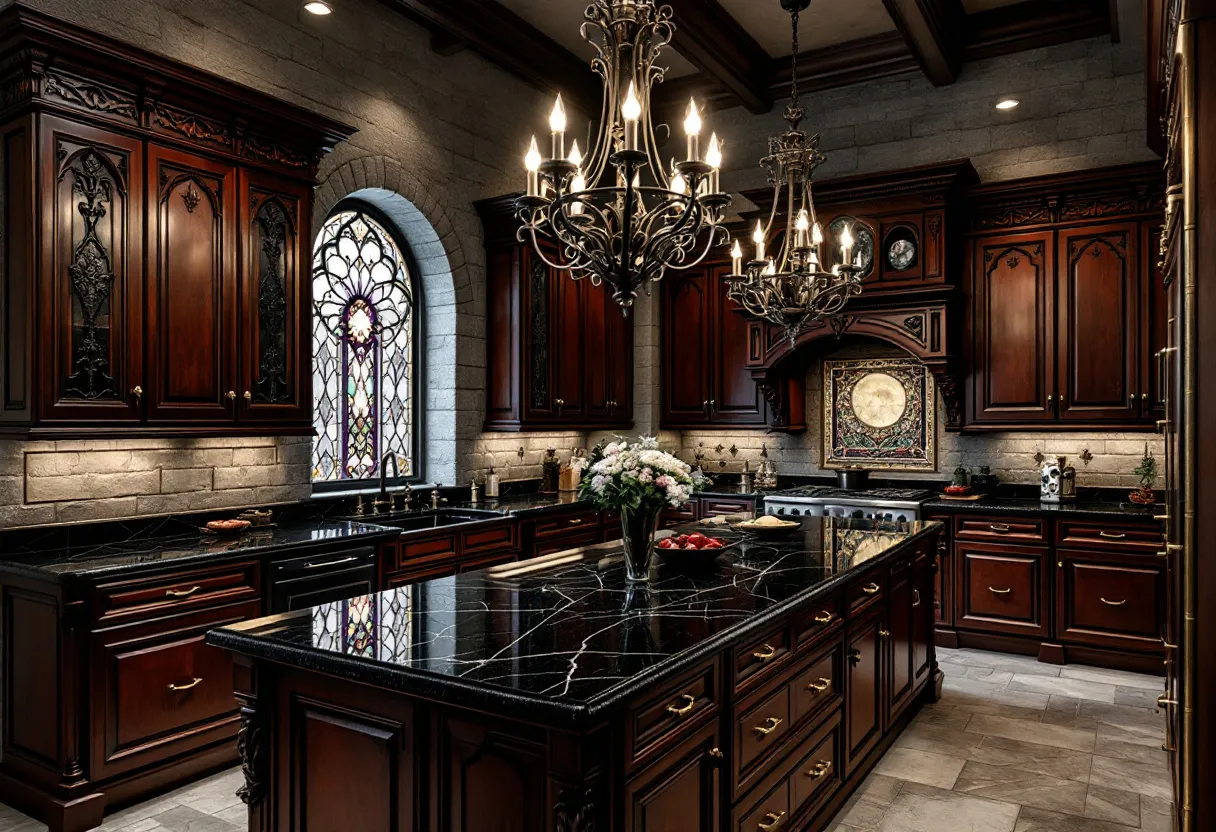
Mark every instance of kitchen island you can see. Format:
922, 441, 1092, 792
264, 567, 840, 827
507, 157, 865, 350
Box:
209, 515, 943, 832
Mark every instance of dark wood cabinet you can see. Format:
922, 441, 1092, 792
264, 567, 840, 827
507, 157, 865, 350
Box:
660, 261, 766, 429
955, 539, 1050, 639
844, 610, 882, 774
145, 146, 239, 424
965, 164, 1165, 431
885, 564, 915, 728
0, 12, 353, 438
476, 198, 633, 431
625, 721, 721, 832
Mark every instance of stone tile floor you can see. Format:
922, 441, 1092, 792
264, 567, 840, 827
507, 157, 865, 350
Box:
0, 647, 1172, 832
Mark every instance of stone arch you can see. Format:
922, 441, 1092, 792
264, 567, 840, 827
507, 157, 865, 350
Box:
313, 157, 461, 483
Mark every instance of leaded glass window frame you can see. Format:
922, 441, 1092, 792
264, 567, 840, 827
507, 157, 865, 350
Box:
311, 199, 423, 492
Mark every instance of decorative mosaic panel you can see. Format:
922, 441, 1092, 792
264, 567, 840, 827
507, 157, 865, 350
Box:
822, 357, 936, 472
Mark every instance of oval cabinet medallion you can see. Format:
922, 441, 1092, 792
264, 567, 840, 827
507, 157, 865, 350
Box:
851, 372, 907, 428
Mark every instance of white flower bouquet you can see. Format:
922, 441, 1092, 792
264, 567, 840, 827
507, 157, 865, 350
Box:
579, 436, 696, 511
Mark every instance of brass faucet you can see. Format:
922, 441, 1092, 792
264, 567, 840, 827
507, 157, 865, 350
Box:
430, 484, 447, 511
374, 454, 400, 514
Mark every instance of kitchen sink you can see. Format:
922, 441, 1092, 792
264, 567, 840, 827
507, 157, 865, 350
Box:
369, 508, 506, 532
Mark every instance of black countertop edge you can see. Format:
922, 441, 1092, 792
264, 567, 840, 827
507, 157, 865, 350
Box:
206, 521, 943, 728
0, 521, 402, 583
921, 497, 1162, 520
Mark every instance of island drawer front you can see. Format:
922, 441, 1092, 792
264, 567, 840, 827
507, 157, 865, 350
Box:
460, 522, 518, 556
700, 498, 754, 518
789, 713, 843, 823
955, 515, 1047, 543
956, 542, 1049, 638
397, 533, 458, 569
848, 570, 886, 615
661, 501, 700, 528
791, 642, 843, 727
735, 683, 793, 790
90, 601, 256, 780
734, 626, 793, 692
92, 560, 261, 625
1057, 553, 1163, 649
795, 597, 843, 650
1056, 521, 1163, 553
535, 529, 601, 558
533, 510, 601, 538
734, 778, 790, 832
628, 659, 720, 770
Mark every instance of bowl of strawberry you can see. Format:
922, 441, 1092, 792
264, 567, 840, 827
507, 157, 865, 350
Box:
655, 531, 729, 571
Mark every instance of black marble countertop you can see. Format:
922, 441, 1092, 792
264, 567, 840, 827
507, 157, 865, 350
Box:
207, 516, 941, 727
0, 520, 400, 582
922, 496, 1162, 520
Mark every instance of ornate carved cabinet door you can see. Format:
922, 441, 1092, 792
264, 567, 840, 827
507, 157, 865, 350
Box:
969, 231, 1056, 423
238, 171, 310, 426
145, 146, 238, 424
709, 264, 766, 426
1056, 223, 1139, 422
39, 116, 144, 423
660, 268, 713, 427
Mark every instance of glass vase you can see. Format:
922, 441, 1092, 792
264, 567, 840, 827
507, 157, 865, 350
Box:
619, 503, 662, 583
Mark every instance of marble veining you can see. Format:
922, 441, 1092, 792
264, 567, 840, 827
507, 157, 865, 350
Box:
208, 517, 939, 722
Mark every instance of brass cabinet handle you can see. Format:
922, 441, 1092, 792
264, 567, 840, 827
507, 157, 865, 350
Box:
243, 391, 252, 402
165, 585, 201, 598
568, 518, 584, 525
862, 583, 880, 595
878, 629, 890, 638
1154, 514, 1169, 521
813, 610, 833, 624
1157, 692, 1177, 709
1098, 531, 1127, 540
131, 385, 143, 401
989, 587, 1012, 595
806, 677, 831, 693
847, 648, 862, 666
1047, 394, 1054, 402
912, 589, 921, 607
666, 694, 696, 717
1141, 392, 1149, 401
168, 677, 203, 692
1100, 597, 1127, 606
707, 747, 724, 759
806, 760, 833, 779
989, 524, 1012, 533
757, 811, 786, 832
753, 643, 777, 661
752, 716, 783, 736
226, 391, 236, 400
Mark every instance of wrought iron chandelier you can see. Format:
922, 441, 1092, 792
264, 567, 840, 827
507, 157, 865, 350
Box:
725, 0, 864, 342
516, 0, 731, 310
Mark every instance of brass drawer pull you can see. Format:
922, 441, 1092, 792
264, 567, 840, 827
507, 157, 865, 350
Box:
806, 677, 831, 693
813, 610, 833, 624
1157, 692, 1177, 709
989, 587, 1012, 595
989, 523, 1012, 533
305, 556, 358, 569
1098, 531, 1127, 540
912, 589, 921, 607
707, 747, 723, 759
666, 694, 696, 717
861, 583, 880, 595
753, 644, 777, 661
752, 716, 783, 737
806, 760, 833, 779
165, 586, 202, 598
878, 629, 890, 638
568, 518, 584, 525
1100, 597, 1127, 606
168, 677, 203, 692
757, 811, 786, 831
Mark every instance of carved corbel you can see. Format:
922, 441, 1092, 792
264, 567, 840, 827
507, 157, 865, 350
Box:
928, 366, 963, 429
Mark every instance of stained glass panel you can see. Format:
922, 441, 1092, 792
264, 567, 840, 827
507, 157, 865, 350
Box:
311, 209, 415, 483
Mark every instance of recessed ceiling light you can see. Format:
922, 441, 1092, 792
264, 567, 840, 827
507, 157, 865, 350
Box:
304, 1, 333, 14
995, 99, 1020, 111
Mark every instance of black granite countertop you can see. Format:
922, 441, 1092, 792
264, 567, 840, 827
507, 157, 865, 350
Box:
0, 519, 400, 582
922, 496, 1162, 520
207, 516, 941, 726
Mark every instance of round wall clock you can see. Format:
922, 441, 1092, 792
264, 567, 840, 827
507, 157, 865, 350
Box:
887, 238, 917, 271
829, 216, 874, 275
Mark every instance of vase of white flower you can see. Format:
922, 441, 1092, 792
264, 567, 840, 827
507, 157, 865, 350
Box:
580, 437, 699, 583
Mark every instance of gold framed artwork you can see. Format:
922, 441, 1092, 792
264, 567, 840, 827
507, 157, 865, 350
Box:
822, 357, 936, 471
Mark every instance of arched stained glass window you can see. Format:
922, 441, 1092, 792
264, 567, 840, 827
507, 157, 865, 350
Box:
312, 206, 417, 484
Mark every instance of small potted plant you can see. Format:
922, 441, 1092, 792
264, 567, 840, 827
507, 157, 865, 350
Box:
1129, 444, 1158, 505
580, 436, 699, 582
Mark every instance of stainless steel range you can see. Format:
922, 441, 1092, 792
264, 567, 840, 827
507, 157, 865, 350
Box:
763, 485, 934, 523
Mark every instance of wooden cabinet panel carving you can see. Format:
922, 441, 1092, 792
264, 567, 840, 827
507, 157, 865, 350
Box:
40, 118, 145, 423
437, 716, 548, 832
145, 146, 238, 423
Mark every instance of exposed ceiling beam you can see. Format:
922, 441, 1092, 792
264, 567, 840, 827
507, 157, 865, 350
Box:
962, 0, 1111, 62
881, 0, 965, 85
377, 0, 600, 111
663, 0, 775, 114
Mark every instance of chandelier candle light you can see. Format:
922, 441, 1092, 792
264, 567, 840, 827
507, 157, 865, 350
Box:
724, 0, 864, 343
517, 0, 732, 311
